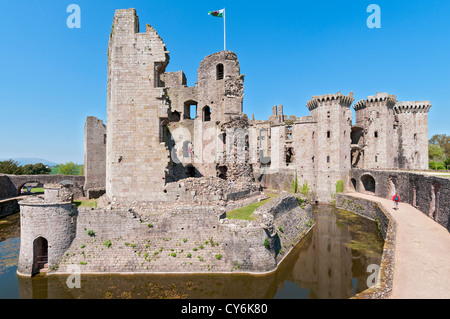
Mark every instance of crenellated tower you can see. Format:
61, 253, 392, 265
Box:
393, 101, 432, 170
353, 93, 397, 169
306, 92, 354, 202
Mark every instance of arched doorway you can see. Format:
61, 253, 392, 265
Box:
361, 174, 376, 193
33, 237, 48, 276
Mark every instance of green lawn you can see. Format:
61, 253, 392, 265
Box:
226, 192, 279, 221
31, 188, 44, 193
73, 199, 97, 208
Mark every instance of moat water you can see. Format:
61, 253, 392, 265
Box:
0, 205, 384, 299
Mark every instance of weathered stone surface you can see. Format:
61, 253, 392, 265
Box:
84, 116, 106, 198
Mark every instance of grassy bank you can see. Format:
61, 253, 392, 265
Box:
226, 192, 279, 221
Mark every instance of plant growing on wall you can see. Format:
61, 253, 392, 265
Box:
335, 180, 344, 193
291, 171, 298, 194
300, 182, 309, 197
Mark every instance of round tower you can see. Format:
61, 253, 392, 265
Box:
17, 184, 76, 277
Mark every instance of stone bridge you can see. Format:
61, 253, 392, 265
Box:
0, 174, 85, 199
348, 168, 450, 231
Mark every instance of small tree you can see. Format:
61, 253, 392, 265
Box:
57, 162, 78, 175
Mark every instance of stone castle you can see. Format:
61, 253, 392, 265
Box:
84, 9, 431, 204
17, 9, 442, 280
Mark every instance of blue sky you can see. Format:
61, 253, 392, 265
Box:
0, 0, 449, 164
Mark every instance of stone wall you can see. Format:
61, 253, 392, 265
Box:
349, 169, 450, 231
0, 175, 17, 199
47, 194, 313, 275
0, 199, 19, 218
84, 116, 106, 198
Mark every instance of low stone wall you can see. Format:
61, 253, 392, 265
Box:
0, 199, 19, 218
49, 194, 314, 275
336, 193, 397, 299
253, 168, 296, 193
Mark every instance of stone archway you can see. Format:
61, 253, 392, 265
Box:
32, 237, 48, 276
361, 174, 376, 193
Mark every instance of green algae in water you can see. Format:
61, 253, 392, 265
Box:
336, 210, 384, 257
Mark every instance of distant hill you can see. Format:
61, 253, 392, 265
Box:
0, 158, 59, 167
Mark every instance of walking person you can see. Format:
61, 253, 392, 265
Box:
393, 193, 400, 210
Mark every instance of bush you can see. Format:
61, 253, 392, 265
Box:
264, 238, 269, 249
215, 254, 222, 260
171, 253, 176, 257
147, 223, 153, 228
429, 161, 446, 170
278, 226, 284, 233
187, 253, 192, 258
104, 240, 112, 248
87, 230, 95, 237
80, 244, 85, 249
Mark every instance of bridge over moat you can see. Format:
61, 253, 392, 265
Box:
340, 192, 450, 299
0, 174, 85, 199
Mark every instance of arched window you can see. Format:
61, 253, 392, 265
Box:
216, 64, 224, 80
203, 106, 211, 122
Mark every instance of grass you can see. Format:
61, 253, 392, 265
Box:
30, 188, 44, 193
74, 199, 97, 208
226, 192, 279, 221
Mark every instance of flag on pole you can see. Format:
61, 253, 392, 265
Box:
208, 9, 224, 18
208, 8, 226, 50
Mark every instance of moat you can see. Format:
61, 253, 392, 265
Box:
0, 205, 383, 299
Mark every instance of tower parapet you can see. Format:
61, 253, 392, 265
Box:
354, 92, 397, 111
306, 91, 354, 111
394, 101, 432, 114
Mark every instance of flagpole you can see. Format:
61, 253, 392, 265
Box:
223, 8, 226, 51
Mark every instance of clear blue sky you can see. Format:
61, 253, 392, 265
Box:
0, 0, 449, 164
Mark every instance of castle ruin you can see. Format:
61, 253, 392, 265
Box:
85, 9, 431, 204
17, 9, 437, 278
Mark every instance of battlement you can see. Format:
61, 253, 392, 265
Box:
354, 93, 397, 111
306, 91, 354, 111
394, 101, 432, 114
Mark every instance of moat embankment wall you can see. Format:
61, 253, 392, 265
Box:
336, 193, 396, 299
18, 194, 313, 276
0, 199, 19, 218
349, 169, 450, 231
